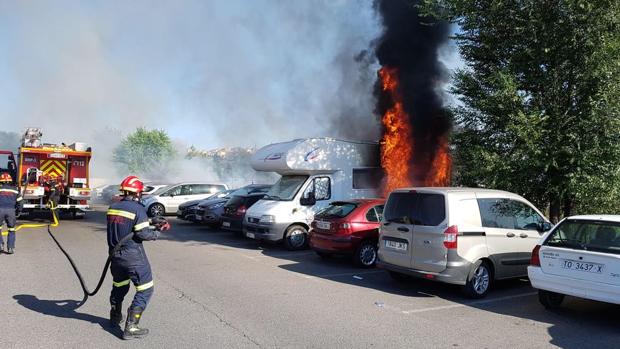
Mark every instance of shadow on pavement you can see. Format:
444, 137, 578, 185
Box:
13, 295, 122, 338
467, 294, 620, 349
158, 219, 266, 251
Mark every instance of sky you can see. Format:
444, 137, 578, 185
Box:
0, 0, 462, 182
0, 0, 387, 148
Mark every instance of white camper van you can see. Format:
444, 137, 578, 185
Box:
244, 138, 381, 250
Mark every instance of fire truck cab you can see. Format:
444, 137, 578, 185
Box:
8, 128, 93, 217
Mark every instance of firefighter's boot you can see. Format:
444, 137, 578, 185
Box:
123, 307, 149, 340
109, 303, 123, 326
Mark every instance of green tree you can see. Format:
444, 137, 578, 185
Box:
425, 0, 620, 221
113, 128, 178, 180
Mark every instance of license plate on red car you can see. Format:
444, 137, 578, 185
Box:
316, 221, 331, 230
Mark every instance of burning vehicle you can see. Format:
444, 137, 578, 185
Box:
243, 138, 382, 250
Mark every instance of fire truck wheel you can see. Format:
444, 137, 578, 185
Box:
148, 203, 165, 217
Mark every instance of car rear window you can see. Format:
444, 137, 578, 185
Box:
245, 195, 265, 207
316, 202, 358, 219
544, 219, 620, 255
226, 196, 245, 207
384, 192, 445, 226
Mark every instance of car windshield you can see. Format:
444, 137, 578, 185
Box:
207, 189, 235, 199
544, 219, 620, 255
263, 175, 308, 201
150, 186, 170, 196
315, 202, 358, 219
231, 186, 270, 197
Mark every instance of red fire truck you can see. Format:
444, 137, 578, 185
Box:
0, 128, 92, 217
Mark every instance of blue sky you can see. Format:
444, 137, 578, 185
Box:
0, 1, 462, 152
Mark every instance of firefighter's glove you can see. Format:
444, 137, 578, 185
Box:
151, 217, 171, 232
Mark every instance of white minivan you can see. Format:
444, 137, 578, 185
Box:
244, 138, 381, 250
529, 216, 620, 308
378, 187, 552, 298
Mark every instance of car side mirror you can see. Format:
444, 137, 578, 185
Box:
300, 193, 316, 206
538, 222, 553, 233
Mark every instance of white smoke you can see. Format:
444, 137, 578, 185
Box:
0, 0, 383, 183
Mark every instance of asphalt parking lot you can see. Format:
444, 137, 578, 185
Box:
1, 207, 619, 349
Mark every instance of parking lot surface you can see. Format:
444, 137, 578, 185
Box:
1, 207, 619, 348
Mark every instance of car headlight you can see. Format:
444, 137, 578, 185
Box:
260, 215, 276, 224
208, 202, 225, 210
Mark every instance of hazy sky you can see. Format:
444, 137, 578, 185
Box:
0, 0, 386, 149
0, 0, 461, 152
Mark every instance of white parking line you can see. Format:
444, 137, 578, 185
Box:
256, 252, 316, 258
401, 292, 537, 314
315, 270, 385, 278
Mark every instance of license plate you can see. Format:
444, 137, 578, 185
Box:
316, 221, 331, 230
385, 240, 407, 251
222, 221, 231, 227
246, 232, 255, 239
561, 259, 603, 273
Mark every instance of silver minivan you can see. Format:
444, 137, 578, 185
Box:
377, 187, 552, 298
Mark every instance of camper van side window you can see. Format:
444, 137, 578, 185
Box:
352, 168, 383, 189
304, 177, 331, 201
314, 177, 331, 200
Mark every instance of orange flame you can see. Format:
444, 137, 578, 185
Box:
380, 67, 413, 195
425, 136, 452, 187
379, 67, 452, 196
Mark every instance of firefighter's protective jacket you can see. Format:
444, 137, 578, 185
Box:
0, 184, 22, 210
106, 198, 158, 252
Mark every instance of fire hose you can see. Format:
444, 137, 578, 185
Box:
18, 203, 168, 304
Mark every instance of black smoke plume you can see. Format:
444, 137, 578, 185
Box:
375, 0, 451, 184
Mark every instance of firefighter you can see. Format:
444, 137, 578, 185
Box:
107, 175, 170, 340
0, 172, 22, 254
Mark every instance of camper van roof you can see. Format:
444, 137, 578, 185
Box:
251, 138, 380, 175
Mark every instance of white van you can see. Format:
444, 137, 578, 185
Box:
378, 187, 552, 298
244, 138, 381, 250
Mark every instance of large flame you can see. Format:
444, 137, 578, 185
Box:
379, 67, 452, 195
425, 136, 452, 187
380, 67, 413, 195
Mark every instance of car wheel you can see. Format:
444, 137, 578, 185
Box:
463, 260, 492, 298
538, 290, 565, 309
284, 225, 308, 251
354, 240, 378, 268
148, 203, 165, 217
389, 271, 410, 282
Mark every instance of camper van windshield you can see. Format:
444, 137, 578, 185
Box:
263, 175, 308, 201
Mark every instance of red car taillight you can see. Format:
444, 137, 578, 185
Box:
236, 205, 247, 216
443, 225, 458, 249
336, 223, 352, 234
530, 245, 541, 266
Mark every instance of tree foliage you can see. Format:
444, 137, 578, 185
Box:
425, 0, 620, 221
113, 128, 178, 180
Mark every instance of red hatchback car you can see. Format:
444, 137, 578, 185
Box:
309, 199, 385, 268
